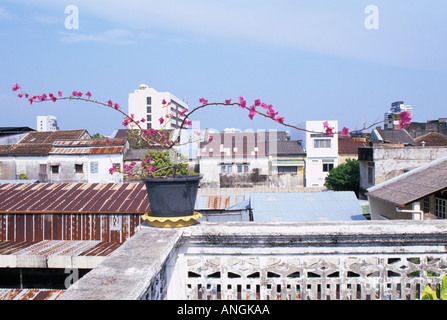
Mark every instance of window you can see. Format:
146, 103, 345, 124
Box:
314, 139, 331, 148
435, 198, 446, 219
90, 162, 98, 174
147, 123, 152, 129
244, 165, 249, 173
423, 197, 430, 214
278, 166, 298, 174
146, 97, 152, 105
322, 162, 334, 172
147, 106, 152, 113
237, 165, 243, 173
367, 162, 375, 185
221, 164, 233, 173
147, 115, 152, 122
51, 165, 59, 174
75, 164, 83, 173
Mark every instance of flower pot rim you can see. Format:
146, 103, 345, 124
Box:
142, 175, 203, 183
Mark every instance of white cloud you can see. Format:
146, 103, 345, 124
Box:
8, 0, 447, 71
0, 6, 16, 20
59, 29, 155, 45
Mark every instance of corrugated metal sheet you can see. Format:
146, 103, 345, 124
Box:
195, 187, 326, 210
0, 241, 120, 257
0, 289, 65, 300
0, 183, 150, 213
250, 192, 366, 222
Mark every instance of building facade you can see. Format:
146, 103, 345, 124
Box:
384, 101, 413, 130
294, 121, 338, 188
37, 115, 59, 132
128, 84, 188, 130
0, 130, 127, 183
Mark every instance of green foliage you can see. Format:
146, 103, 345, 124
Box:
421, 275, 447, 300
91, 133, 108, 139
19, 173, 28, 180
145, 149, 197, 177
324, 158, 360, 196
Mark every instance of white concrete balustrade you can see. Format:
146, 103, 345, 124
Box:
60, 220, 447, 300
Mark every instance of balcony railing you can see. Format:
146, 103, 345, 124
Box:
60, 220, 447, 300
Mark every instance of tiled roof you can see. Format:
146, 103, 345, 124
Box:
19, 130, 89, 143
0, 130, 91, 156
374, 128, 418, 146
414, 132, 447, 146
273, 140, 305, 155
367, 156, 447, 206
338, 137, 370, 154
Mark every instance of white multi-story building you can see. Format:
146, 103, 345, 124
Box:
128, 84, 188, 130
384, 101, 413, 130
37, 115, 59, 132
293, 120, 339, 188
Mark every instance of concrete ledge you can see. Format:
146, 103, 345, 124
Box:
58, 220, 447, 300
59, 225, 182, 300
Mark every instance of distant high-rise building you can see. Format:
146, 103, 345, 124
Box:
384, 101, 413, 130
37, 115, 59, 132
128, 84, 188, 130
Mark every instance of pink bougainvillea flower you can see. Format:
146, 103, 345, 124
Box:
209, 136, 214, 142
254, 99, 261, 107
39, 93, 47, 101
140, 118, 146, 123
114, 103, 120, 110
194, 130, 200, 136
341, 127, 350, 136
199, 98, 208, 105
107, 100, 113, 107
58, 91, 62, 97
109, 165, 117, 175
248, 105, 256, 120
225, 99, 232, 105
398, 111, 412, 130
267, 108, 278, 119
86, 91, 92, 98
275, 116, 285, 124
12, 83, 20, 91
50, 95, 57, 103
159, 117, 164, 125
17, 93, 23, 98
238, 96, 247, 109
179, 108, 188, 117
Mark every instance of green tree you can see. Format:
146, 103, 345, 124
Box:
324, 158, 360, 197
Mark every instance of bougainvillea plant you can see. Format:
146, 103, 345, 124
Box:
12, 83, 412, 178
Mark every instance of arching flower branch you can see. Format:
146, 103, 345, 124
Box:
12, 83, 412, 178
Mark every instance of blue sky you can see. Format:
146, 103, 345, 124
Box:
1, 0, 446, 136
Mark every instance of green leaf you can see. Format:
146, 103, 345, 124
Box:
421, 285, 438, 300
440, 275, 447, 300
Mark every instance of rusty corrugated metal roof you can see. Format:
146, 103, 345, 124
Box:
0, 289, 65, 300
0, 241, 120, 257
0, 183, 150, 214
